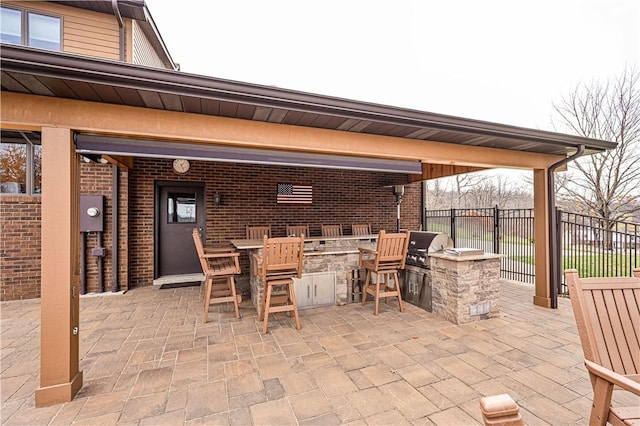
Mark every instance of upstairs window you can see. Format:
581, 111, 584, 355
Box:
1, 6, 61, 50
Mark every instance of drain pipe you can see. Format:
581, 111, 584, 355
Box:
111, 0, 125, 62
548, 144, 585, 308
111, 165, 119, 292
421, 181, 427, 231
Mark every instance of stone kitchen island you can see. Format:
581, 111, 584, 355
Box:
231, 235, 377, 317
428, 251, 504, 324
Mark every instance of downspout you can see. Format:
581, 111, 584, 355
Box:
548, 144, 585, 308
421, 180, 426, 231
111, 165, 119, 292
111, 0, 123, 292
111, 0, 125, 62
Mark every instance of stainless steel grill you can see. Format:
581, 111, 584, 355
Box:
405, 231, 453, 268
402, 231, 453, 312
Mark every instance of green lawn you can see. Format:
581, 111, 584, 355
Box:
505, 254, 638, 278
563, 254, 639, 278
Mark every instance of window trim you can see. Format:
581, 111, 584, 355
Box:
0, 5, 62, 50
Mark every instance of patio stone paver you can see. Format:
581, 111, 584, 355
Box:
249, 397, 297, 425
3, 280, 640, 424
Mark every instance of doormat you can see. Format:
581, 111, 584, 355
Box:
159, 281, 201, 290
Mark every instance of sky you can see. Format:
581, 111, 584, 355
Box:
146, 0, 639, 132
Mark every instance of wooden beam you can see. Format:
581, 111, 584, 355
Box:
1, 92, 565, 170
408, 163, 487, 182
102, 155, 133, 169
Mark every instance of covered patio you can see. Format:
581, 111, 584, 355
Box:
1, 42, 619, 407
3, 280, 638, 424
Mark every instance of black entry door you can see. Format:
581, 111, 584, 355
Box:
156, 182, 205, 277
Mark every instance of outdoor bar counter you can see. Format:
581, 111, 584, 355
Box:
428, 251, 503, 324
231, 235, 377, 316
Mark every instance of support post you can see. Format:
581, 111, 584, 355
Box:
532, 169, 552, 308
35, 127, 83, 407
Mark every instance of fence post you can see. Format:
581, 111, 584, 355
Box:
494, 205, 500, 254
554, 208, 563, 301
450, 208, 456, 245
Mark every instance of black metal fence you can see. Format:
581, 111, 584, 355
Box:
425, 207, 535, 284
559, 211, 639, 293
425, 207, 639, 292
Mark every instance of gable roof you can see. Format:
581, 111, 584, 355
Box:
51, 0, 177, 70
1, 44, 615, 158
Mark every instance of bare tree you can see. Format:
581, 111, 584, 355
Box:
553, 66, 640, 229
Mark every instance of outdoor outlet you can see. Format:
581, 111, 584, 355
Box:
470, 301, 491, 316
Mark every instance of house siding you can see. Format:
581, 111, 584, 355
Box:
132, 20, 166, 69
3, 1, 120, 61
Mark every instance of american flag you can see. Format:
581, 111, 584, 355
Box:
277, 183, 312, 204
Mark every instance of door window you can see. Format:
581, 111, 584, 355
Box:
167, 192, 196, 223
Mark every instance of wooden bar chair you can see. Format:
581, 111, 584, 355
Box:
352, 223, 371, 236
246, 225, 271, 240
286, 225, 309, 237
192, 229, 241, 323
321, 224, 343, 237
358, 230, 410, 315
253, 235, 305, 334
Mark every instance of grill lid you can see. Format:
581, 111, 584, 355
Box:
408, 231, 453, 253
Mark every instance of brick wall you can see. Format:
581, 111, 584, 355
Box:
2, 156, 422, 299
79, 162, 129, 295
1, 162, 129, 300
128, 158, 422, 288
0, 195, 42, 300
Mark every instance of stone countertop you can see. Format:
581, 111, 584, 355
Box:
429, 251, 504, 262
230, 234, 378, 250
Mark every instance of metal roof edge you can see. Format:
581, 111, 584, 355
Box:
0, 44, 617, 152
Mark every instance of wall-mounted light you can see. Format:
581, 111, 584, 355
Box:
213, 192, 221, 207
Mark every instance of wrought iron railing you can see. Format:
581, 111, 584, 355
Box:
425, 207, 639, 293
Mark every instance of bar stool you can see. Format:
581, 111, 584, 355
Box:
321, 224, 343, 237
286, 225, 309, 237
192, 229, 241, 323
358, 230, 410, 315
351, 224, 371, 236
253, 235, 305, 334
246, 225, 271, 240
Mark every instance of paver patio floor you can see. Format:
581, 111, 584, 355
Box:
2, 280, 638, 425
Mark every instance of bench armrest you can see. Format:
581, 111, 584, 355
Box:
253, 254, 263, 276
358, 247, 377, 267
202, 252, 239, 259
585, 360, 640, 395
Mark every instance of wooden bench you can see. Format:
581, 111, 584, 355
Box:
564, 269, 640, 425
